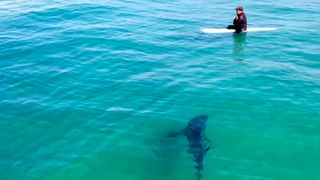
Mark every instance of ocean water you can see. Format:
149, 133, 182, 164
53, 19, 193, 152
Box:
0, 0, 320, 179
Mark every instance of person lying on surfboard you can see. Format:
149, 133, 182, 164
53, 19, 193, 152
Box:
227, 6, 247, 34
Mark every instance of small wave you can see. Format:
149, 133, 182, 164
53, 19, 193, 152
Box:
106, 107, 134, 112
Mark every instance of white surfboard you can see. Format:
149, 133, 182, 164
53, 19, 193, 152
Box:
201, 27, 277, 34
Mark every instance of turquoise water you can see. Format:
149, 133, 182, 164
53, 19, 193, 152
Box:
1, 0, 320, 179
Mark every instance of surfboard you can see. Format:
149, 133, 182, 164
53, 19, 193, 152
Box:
201, 27, 277, 34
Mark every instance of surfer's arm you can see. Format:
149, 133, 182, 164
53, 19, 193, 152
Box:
239, 15, 247, 31
233, 17, 237, 25
227, 17, 238, 29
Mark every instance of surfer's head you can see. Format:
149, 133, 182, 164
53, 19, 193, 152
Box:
235, 6, 244, 14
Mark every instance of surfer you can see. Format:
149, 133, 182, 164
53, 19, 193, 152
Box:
227, 6, 247, 34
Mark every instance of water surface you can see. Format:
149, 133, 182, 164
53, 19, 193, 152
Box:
0, 0, 319, 179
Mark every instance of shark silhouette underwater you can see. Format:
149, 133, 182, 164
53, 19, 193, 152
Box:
168, 115, 211, 180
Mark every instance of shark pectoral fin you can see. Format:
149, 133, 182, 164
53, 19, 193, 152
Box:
167, 132, 182, 138
205, 147, 210, 152
205, 137, 212, 147
205, 137, 211, 144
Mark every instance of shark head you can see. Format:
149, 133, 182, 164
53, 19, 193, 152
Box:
187, 115, 208, 135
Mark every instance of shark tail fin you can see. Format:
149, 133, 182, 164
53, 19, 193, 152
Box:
167, 132, 182, 138
195, 170, 202, 180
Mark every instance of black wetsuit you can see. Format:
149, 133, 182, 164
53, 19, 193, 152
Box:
227, 13, 247, 34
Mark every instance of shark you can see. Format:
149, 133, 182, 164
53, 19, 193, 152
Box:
168, 115, 211, 180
